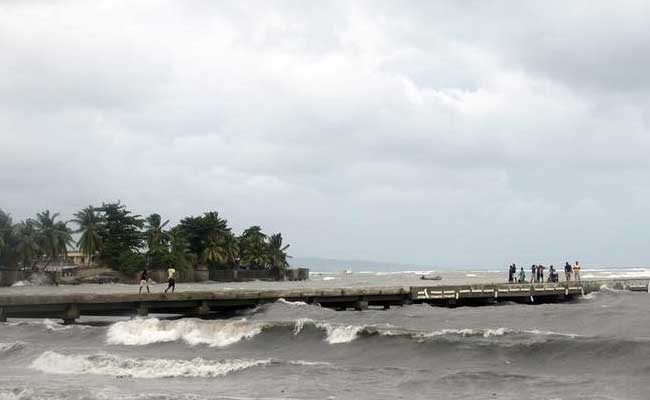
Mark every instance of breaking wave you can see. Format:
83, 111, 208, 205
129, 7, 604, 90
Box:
107, 318, 264, 347
30, 351, 269, 378
316, 323, 364, 344
105, 317, 591, 348
0, 342, 25, 355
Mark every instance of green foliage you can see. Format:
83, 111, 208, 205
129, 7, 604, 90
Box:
12, 220, 41, 267
177, 211, 230, 257
1, 205, 292, 278
114, 251, 147, 276
145, 213, 170, 269
33, 210, 73, 262
96, 202, 145, 271
268, 233, 290, 271
239, 226, 269, 268
71, 206, 104, 260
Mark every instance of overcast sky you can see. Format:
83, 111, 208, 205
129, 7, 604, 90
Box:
2, 1, 650, 268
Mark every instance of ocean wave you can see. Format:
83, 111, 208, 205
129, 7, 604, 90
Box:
107, 318, 264, 347
6, 319, 88, 332
30, 351, 269, 378
105, 317, 588, 348
0, 341, 25, 354
276, 298, 309, 306
315, 323, 363, 344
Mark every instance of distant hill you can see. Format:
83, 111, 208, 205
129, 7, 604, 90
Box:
289, 257, 427, 272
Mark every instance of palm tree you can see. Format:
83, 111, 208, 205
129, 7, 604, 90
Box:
268, 233, 290, 271
221, 232, 240, 267
33, 210, 72, 262
0, 210, 12, 257
71, 206, 103, 263
202, 234, 227, 264
169, 227, 194, 270
13, 220, 41, 267
239, 226, 269, 268
145, 213, 170, 251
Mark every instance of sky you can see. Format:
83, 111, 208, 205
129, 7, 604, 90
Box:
1, 1, 650, 268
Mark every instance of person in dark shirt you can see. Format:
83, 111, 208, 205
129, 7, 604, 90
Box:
531, 265, 537, 283
538, 265, 545, 283
564, 262, 572, 282
139, 269, 150, 294
548, 265, 557, 282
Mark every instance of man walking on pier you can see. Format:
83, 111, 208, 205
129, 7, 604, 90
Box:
164, 266, 176, 294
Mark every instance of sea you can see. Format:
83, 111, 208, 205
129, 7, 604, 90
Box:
1, 268, 649, 400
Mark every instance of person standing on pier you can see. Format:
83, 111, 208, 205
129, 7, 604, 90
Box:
139, 269, 150, 294
519, 267, 526, 283
531, 265, 537, 283
573, 261, 581, 282
564, 262, 572, 282
164, 266, 177, 294
549, 265, 558, 282
538, 264, 545, 283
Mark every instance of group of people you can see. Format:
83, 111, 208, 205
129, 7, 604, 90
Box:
138, 267, 177, 294
508, 261, 582, 284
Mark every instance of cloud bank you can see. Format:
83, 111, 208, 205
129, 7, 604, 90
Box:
1, 1, 650, 267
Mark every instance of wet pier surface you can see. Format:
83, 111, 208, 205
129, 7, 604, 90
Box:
0, 278, 647, 323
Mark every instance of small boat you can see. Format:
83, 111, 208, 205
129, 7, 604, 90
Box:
420, 275, 442, 281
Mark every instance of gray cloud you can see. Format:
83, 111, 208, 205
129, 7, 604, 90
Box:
1, 1, 650, 267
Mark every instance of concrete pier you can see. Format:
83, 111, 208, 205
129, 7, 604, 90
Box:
0, 279, 646, 323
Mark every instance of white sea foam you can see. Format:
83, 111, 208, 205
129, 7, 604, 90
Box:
10, 280, 31, 287
322, 277, 336, 281
30, 351, 268, 378
316, 323, 363, 344
106, 318, 263, 347
293, 318, 313, 335
43, 319, 74, 332
465, 274, 478, 277
288, 360, 331, 366
276, 298, 309, 306
524, 329, 579, 338
425, 328, 510, 338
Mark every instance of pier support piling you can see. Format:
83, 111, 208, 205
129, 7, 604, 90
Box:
355, 298, 368, 311
136, 303, 149, 317
0, 307, 6, 322
62, 304, 79, 325
195, 301, 210, 318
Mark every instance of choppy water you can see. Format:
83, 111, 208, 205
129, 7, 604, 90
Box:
1, 273, 650, 400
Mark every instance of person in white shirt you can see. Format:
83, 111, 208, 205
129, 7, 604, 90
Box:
573, 261, 581, 282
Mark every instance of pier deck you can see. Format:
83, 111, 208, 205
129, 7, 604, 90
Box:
0, 279, 647, 323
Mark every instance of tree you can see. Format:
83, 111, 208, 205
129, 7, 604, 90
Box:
268, 233, 290, 271
0, 210, 12, 258
145, 213, 169, 251
97, 202, 145, 272
239, 226, 269, 268
145, 213, 170, 269
168, 226, 194, 271
71, 206, 104, 262
0, 210, 15, 265
12, 220, 41, 268
177, 211, 231, 264
32, 210, 72, 263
